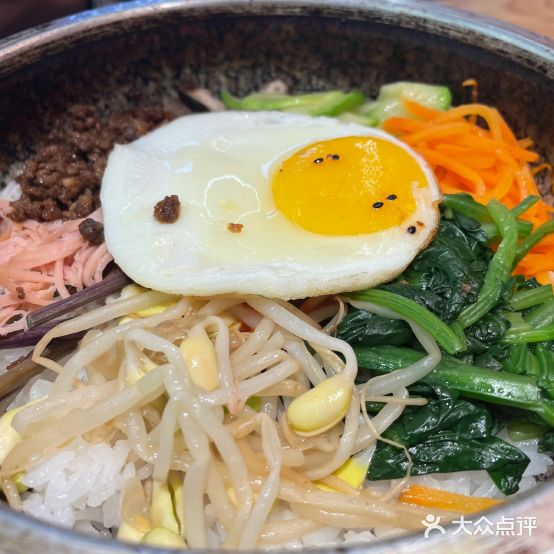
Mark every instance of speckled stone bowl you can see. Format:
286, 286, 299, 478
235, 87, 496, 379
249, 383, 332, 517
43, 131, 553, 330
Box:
0, 1, 553, 553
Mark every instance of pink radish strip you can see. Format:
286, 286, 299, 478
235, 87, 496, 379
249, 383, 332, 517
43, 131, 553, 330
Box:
0, 206, 112, 336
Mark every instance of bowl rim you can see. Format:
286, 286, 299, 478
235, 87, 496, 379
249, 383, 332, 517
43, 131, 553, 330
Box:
0, 0, 552, 78
0, 1, 553, 553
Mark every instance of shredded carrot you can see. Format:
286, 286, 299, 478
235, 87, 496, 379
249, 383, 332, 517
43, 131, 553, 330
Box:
402, 122, 472, 146
519, 137, 534, 149
382, 117, 428, 134
418, 148, 486, 196
435, 145, 496, 169
402, 98, 442, 121
462, 79, 479, 119
399, 485, 503, 514
384, 100, 554, 283
532, 163, 552, 177
433, 105, 504, 140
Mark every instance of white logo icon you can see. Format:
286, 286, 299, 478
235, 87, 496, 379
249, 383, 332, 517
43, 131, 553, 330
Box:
422, 514, 446, 538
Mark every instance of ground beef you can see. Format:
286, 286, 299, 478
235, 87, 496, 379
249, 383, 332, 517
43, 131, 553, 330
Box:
153, 194, 181, 223
78, 218, 104, 245
9, 105, 171, 222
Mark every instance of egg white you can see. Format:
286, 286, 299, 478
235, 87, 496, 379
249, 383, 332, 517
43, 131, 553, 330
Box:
101, 111, 440, 299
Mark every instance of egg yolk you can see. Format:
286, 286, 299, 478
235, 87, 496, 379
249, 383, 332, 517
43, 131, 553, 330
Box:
272, 136, 428, 236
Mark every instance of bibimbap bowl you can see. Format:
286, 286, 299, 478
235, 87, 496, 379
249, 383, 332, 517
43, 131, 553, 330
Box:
0, 1, 553, 553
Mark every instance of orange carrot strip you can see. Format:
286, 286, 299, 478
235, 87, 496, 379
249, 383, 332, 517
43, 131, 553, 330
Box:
462, 80, 478, 121
534, 271, 554, 286
508, 147, 540, 164
435, 145, 496, 169
532, 163, 552, 177
517, 253, 553, 270
438, 179, 468, 195
462, 79, 479, 107
440, 170, 474, 193
496, 110, 519, 146
457, 134, 538, 163
382, 117, 428, 134
402, 98, 442, 121
519, 137, 534, 149
403, 122, 473, 146
479, 169, 505, 188
399, 485, 503, 515
481, 166, 514, 203
417, 148, 486, 196
431, 104, 503, 140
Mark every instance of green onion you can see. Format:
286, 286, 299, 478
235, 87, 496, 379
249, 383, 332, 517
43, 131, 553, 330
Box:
457, 200, 518, 329
347, 289, 465, 355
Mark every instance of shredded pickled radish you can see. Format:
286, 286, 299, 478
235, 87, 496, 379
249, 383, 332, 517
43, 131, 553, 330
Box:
0, 202, 112, 335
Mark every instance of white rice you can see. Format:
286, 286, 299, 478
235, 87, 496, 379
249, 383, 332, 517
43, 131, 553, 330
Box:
21, 438, 137, 533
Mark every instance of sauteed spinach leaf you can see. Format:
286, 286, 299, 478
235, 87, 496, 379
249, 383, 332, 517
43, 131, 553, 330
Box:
379, 209, 491, 324
366, 384, 530, 495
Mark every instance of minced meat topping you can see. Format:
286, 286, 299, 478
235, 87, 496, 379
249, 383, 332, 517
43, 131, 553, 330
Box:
153, 194, 181, 223
9, 105, 170, 222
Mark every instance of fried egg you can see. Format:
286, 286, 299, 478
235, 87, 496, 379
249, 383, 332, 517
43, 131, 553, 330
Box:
101, 111, 440, 299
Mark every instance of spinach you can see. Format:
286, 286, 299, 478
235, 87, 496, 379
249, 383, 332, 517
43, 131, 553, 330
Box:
538, 429, 554, 453
344, 195, 554, 495
463, 310, 511, 368
379, 210, 491, 324
335, 309, 412, 347
366, 384, 529, 495
464, 311, 510, 354
354, 346, 554, 426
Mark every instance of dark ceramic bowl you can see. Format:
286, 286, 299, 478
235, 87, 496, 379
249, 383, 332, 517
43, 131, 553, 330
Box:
0, 1, 553, 553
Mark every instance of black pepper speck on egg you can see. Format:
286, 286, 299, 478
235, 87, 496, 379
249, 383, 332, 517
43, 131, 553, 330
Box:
407, 226, 417, 234
372, 201, 384, 209
313, 157, 324, 164
387, 194, 397, 201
